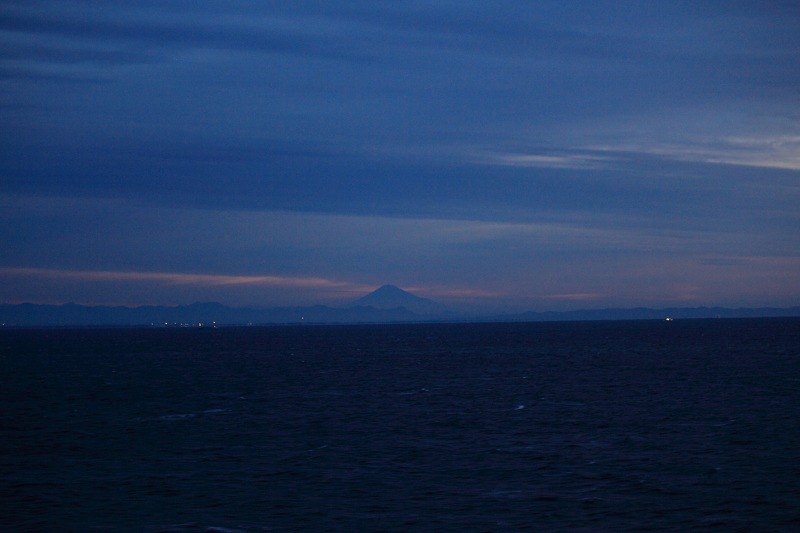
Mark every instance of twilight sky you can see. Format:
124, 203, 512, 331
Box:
1, 1, 799, 312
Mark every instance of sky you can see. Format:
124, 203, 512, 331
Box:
1, 1, 799, 313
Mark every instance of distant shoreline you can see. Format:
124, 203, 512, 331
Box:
2, 301, 798, 327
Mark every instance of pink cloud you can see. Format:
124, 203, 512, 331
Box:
542, 292, 605, 301
0, 267, 366, 290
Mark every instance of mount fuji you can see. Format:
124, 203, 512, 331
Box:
349, 285, 448, 317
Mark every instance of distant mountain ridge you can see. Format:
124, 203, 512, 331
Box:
0, 301, 417, 327
1, 298, 799, 327
492, 306, 800, 322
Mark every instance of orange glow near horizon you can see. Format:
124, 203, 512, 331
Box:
0, 267, 368, 290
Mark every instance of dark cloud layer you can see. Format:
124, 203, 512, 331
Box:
1, 1, 798, 309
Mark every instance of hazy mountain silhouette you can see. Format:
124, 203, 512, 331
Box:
350, 285, 449, 316
1, 299, 799, 327
0, 301, 418, 326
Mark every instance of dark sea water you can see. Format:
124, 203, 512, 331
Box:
2, 319, 799, 532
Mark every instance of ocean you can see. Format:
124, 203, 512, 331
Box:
1, 319, 799, 532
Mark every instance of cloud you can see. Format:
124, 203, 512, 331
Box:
0, 267, 383, 306
408, 286, 504, 299
589, 134, 800, 171
0, 267, 366, 290
542, 292, 605, 301
0, 3, 378, 68
475, 150, 617, 169
712, 135, 800, 170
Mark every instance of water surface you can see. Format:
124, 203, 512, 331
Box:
2, 319, 799, 531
